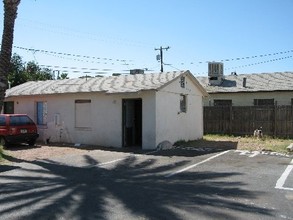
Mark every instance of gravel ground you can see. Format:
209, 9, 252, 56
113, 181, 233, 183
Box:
3, 135, 292, 163
3, 143, 99, 162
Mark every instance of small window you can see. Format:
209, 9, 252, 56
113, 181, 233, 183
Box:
37, 101, 47, 125
209, 76, 218, 81
75, 100, 91, 128
291, 98, 293, 105
4, 101, 14, 114
180, 76, 185, 88
180, 94, 187, 113
214, 100, 232, 106
254, 99, 274, 106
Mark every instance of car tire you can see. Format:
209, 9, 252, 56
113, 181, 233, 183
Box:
0, 136, 7, 147
28, 139, 36, 146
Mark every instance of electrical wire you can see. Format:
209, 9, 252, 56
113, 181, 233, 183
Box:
9, 42, 293, 77
225, 55, 293, 71
17, 18, 153, 48
12, 45, 133, 63
193, 55, 293, 75
178, 49, 293, 66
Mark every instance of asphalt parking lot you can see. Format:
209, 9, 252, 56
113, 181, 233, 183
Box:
0, 147, 292, 220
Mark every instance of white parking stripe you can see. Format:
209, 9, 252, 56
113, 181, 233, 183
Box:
275, 159, 293, 191
165, 150, 230, 178
97, 158, 128, 167
85, 150, 159, 168
249, 151, 260, 158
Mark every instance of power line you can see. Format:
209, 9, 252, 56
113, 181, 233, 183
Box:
38, 51, 126, 66
39, 64, 155, 76
178, 49, 293, 66
225, 55, 293, 71
12, 45, 133, 63
193, 55, 293, 75
10, 43, 293, 77
163, 63, 181, 71
17, 18, 154, 48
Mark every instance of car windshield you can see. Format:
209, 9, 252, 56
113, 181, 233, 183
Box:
9, 116, 34, 126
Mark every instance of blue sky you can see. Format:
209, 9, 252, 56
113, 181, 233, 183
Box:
0, 0, 292, 78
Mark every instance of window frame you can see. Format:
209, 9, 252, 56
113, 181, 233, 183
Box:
75, 99, 92, 129
36, 101, 47, 125
254, 99, 274, 106
214, 99, 232, 106
180, 76, 185, 88
180, 94, 187, 113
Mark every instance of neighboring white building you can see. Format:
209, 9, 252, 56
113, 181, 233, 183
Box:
197, 71, 293, 106
4, 71, 208, 150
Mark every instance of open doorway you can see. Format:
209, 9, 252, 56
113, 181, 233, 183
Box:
122, 99, 142, 148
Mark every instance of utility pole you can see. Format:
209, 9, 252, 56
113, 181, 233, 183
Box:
155, 46, 170, 72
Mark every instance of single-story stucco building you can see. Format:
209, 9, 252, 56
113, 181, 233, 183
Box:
197, 71, 293, 106
4, 70, 208, 150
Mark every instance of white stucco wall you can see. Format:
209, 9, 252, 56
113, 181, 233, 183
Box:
5, 91, 157, 149
155, 75, 204, 146
5, 76, 205, 150
141, 91, 156, 150
204, 91, 293, 106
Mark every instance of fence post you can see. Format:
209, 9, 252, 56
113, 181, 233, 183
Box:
229, 105, 232, 135
274, 103, 277, 137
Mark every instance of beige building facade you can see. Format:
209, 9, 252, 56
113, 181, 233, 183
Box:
197, 72, 293, 106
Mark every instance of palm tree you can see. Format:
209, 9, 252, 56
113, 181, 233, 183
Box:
0, 0, 21, 112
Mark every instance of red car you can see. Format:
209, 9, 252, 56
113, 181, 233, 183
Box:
0, 114, 39, 146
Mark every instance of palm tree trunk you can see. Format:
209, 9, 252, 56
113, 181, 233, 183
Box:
0, 0, 21, 112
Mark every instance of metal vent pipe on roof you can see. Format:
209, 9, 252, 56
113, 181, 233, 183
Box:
243, 77, 247, 87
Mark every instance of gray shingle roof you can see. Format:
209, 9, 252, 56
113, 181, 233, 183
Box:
197, 72, 293, 93
6, 71, 188, 97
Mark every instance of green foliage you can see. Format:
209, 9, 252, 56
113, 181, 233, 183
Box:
57, 72, 69, 80
0, 145, 3, 161
174, 140, 187, 146
8, 53, 69, 87
200, 134, 292, 153
8, 53, 26, 87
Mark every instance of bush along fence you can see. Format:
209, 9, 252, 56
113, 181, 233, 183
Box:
204, 105, 293, 138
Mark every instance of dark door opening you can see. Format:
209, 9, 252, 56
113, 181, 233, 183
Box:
122, 99, 142, 148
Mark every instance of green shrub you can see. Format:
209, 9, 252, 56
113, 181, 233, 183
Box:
0, 145, 3, 161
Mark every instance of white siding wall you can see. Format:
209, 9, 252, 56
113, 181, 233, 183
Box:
155, 76, 204, 146
141, 91, 157, 150
204, 91, 293, 106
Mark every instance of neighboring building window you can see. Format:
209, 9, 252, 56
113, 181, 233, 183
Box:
254, 99, 274, 106
180, 76, 185, 88
75, 100, 91, 128
209, 76, 218, 81
37, 101, 47, 125
180, 94, 187, 112
291, 98, 293, 105
214, 100, 232, 106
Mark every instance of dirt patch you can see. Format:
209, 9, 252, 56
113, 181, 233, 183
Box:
2, 135, 292, 163
3, 143, 98, 162
179, 135, 293, 154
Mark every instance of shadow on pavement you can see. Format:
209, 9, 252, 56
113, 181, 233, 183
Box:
0, 153, 273, 220
0, 164, 20, 172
